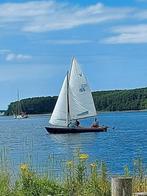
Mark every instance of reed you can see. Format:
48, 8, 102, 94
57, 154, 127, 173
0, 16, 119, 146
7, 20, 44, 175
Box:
0, 148, 146, 196
132, 157, 147, 193
123, 157, 147, 193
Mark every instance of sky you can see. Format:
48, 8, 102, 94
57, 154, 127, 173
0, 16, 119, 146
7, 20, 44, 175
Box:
0, 0, 147, 109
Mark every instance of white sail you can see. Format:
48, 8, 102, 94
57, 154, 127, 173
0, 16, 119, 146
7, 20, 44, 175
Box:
49, 58, 97, 127
69, 58, 97, 120
49, 74, 68, 127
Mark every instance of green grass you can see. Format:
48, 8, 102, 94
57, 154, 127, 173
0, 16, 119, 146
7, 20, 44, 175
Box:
0, 150, 146, 196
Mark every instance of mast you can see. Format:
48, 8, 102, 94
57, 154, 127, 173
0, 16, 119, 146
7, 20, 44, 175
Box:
66, 57, 74, 125
66, 71, 70, 126
17, 89, 22, 116
17, 89, 20, 116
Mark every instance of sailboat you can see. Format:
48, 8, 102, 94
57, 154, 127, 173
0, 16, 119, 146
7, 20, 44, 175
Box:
45, 58, 108, 134
13, 90, 28, 119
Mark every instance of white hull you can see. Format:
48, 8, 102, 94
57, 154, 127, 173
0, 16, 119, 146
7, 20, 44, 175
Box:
14, 114, 28, 119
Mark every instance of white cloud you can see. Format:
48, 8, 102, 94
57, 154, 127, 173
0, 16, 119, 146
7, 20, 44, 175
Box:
136, 0, 147, 2
0, 49, 11, 54
6, 53, 32, 62
103, 24, 147, 44
135, 10, 147, 19
1, 1, 147, 45
0, 1, 134, 33
47, 39, 92, 45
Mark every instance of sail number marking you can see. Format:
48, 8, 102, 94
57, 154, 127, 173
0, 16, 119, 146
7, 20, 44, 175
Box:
79, 84, 87, 93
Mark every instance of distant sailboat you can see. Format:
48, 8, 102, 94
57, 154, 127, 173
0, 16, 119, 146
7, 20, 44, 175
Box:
14, 90, 28, 119
45, 58, 108, 134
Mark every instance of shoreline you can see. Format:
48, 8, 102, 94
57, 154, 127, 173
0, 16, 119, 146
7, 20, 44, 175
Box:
97, 109, 147, 114
1, 110, 147, 117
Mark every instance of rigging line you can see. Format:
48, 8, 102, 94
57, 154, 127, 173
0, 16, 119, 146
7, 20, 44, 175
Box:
67, 71, 70, 126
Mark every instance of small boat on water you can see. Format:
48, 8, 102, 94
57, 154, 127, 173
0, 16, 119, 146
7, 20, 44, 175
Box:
45, 126, 107, 134
45, 57, 108, 134
13, 90, 28, 119
14, 112, 28, 119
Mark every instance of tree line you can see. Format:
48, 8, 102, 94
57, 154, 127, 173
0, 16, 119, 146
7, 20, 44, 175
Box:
5, 87, 147, 115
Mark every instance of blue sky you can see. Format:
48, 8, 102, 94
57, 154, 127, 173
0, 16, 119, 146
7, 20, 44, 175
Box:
0, 0, 147, 109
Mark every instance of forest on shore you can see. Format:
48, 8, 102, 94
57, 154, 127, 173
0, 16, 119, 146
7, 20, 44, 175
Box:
5, 87, 147, 115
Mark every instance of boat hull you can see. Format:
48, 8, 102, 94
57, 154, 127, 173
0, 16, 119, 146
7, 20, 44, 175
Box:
45, 126, 108, 134
14, 115, 28, 119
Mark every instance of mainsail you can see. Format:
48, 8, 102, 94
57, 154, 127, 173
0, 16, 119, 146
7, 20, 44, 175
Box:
69, 58, 97, 120
49, 58, 97, 127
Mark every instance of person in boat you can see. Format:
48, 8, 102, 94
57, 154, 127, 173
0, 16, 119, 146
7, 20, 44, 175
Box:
68, 120, 80, 128
76, 120, 80, 126
91, 118, 99, 128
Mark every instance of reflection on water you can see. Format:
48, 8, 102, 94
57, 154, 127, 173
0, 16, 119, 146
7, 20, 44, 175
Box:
0, 112, 147, 175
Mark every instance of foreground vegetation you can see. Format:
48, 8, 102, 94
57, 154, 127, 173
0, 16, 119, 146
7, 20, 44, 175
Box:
0, 151, 146, 196
5, 87, 147, 115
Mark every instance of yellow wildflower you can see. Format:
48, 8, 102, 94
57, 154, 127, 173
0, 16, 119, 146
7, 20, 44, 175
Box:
90, 163, 96, 168
20, 163, 28, 171
79, 153, 89, 160
67, 160, 73, 167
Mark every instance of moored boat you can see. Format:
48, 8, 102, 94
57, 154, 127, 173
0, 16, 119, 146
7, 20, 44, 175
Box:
13, 90, 28, 119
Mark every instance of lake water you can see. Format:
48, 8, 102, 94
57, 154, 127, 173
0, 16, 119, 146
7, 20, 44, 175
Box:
0, 111, 147, 177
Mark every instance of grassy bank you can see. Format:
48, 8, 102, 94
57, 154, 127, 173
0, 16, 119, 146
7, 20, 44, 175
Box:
0, 151, 147, 196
